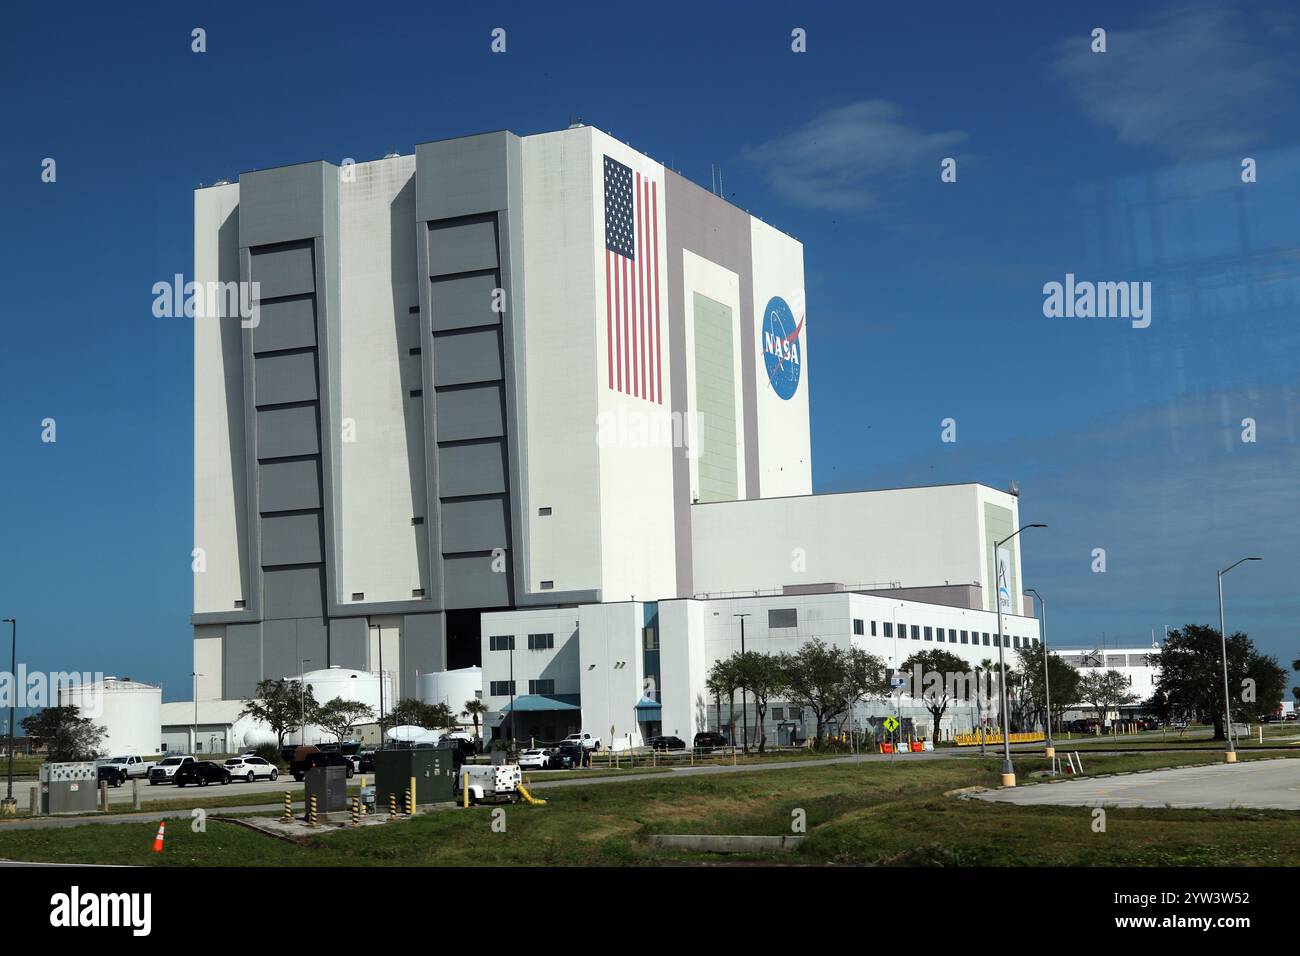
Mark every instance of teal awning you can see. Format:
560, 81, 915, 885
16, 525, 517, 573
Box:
635, 697, 662, 715
500, 694, 581, 713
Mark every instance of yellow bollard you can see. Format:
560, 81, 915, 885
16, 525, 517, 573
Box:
462, 770, 470, 808
732, 746, 737, 766
281, 790, 292, 823
389, 792, 397, 817
309, 794, 318, 827
351, 796, 359, 827
410, 775, 417, 812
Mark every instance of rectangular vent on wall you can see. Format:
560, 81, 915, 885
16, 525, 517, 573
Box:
412, 588, 425, 598
412, 516, 426, 525
538, 507, 552, 516
351, 592, 365, 601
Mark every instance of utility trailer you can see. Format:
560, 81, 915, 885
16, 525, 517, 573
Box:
460, 764, 528, 805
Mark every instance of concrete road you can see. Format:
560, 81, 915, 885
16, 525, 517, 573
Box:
973, 758, 1300, 810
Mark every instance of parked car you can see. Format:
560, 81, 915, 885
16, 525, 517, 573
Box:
518, 748, 552, 769
97, 764, 128, 787
693, 731, 728, 749
290, 749, 355, 782
98, 755, 153, 779
1067, 719, 1101, 734
174, 760, 232, 787
357, 749, 377, 773
546, 748, 574, 770
1134, 717, 1159, 731
436, 736, 477, 760
223, 756, 279, 783
650, 735, 685, 751
554, 743, 585, 768
149, 755, 196, 785
560, 732, 601, 751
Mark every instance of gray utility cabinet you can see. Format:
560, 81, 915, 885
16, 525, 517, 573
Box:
39, 762, 98, 815
303, 765, 348, 816
375, 748, 458, 808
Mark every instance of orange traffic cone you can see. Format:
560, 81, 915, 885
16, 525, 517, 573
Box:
151, 822, 166, 853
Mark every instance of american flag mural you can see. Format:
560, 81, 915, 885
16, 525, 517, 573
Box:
603, 155, 662, 404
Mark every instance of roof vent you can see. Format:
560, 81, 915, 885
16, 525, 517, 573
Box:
383, 152, 400, 159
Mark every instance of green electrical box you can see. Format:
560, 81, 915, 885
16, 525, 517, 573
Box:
374, 748, 459, 808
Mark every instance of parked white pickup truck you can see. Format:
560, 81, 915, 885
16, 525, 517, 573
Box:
560, 732, 601, 751
98, 755, 154, 779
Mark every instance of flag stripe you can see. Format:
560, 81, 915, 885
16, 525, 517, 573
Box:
605, 251, 613, 390
651, 179, 662, 404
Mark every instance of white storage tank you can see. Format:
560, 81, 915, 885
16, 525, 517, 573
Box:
296, 666, 394, 718
57, 677, 162, 756
418, 666, 483, 713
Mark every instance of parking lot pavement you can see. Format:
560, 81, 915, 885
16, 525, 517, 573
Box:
972, 758, 1300, 810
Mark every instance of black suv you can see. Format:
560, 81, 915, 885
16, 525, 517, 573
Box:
97, 764, 128, 787
291, 750, 355, 782
693, 731, 728, 749
174, 761, 232, 787
650, 735, 685, 751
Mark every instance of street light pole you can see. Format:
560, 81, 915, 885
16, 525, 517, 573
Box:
734, 614, 751, 752
2, 619, 15, 816
1217, 557, 1261, 764
992, 524, 1047, 788
1025, 589, 1053, 760
191, 671, 202, 754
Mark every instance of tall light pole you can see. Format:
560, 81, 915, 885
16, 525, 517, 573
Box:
2, 619, 15, 816
1217, 557, 1261, 764
733, 614, 750, 752
1025, 589, 1053, 759
992, 524, 1047, 787
190, 671, 202, 754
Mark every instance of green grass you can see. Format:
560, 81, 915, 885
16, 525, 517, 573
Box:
0, 752, 1294, 867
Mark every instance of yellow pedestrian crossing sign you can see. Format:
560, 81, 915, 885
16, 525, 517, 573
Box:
883, 716, 900, 733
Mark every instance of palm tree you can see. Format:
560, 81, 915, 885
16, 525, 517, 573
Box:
462, 699, 487, 739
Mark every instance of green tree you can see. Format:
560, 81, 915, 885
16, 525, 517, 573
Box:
900, 649, 969, 740
727, 651, 787, 753
21, 706, 106, 761
1077, 670, 1137, 731
462, 699, 487, 738
707, 657, 741, 745
315, 697, 375, 742
1014, 645, 1081, 734
1156, 625, 1285, 739
240, 679, 318, 746
704, 670, 727, 737
387, 698, 454, 729
779, 641, 886, 748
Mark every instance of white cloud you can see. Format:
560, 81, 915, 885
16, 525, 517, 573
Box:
741, 100, 967, 210
1052, 3, 1293, 158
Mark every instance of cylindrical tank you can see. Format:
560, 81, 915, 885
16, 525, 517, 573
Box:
417, 666, 482, 712
57, 677, 162, 756
297, 666, 394, 715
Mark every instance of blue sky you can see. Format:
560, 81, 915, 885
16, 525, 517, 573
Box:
1, 1, 1298, 705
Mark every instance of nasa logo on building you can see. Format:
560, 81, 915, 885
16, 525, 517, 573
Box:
760, 296, 803, 401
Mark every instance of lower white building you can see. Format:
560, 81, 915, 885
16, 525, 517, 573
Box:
1053, 645, 1161, 722
481, 584, 1042, 748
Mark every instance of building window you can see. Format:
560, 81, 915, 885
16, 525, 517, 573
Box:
870, 620, 877, 636
528, 679, 555, 695
923, 626, 933, 641
790, 708, 804, 720
412, 516, 425, 525
489, 635, 515, 651
527, 633, 554, 650
409, 388, 423, 397
853, 619, 864, 636
982, 633, 990, 646
883, 622, 893, 638
234, 599, 245, 609
768, 608, 798, 628
911, 625, 920, 640
1013, 635, 1021, 648
772, 707, 785, 720
643, 628, 658, 651
408, 346, 421, 355
489, 680, 515, 696
960, 630, 968, 644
